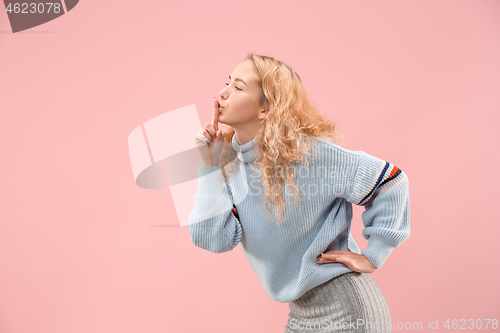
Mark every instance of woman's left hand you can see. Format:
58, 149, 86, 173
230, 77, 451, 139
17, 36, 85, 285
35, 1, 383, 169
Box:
315, 250, 377, 273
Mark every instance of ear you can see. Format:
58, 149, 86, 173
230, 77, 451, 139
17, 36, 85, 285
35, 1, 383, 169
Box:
258, 107, 269, 121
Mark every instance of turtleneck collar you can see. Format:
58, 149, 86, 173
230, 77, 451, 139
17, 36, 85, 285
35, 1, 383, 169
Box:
232, 133, 260, 163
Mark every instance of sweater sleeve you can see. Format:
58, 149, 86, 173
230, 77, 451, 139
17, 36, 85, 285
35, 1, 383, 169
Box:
347, 151, 411, 269
187, 165, 243, 254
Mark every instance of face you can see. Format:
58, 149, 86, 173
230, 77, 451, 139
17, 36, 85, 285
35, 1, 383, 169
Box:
218, 60, 268, 128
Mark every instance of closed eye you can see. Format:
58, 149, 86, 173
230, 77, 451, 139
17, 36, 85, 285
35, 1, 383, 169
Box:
225, 82, 242, 90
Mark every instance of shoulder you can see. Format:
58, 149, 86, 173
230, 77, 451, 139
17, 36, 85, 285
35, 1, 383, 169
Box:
300, 136, 360, 162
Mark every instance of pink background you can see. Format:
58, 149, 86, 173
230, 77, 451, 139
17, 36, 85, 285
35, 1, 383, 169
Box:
1, 0, 499, 332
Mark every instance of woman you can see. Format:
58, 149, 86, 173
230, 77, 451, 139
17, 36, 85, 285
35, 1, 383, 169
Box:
188, 52, 410, 332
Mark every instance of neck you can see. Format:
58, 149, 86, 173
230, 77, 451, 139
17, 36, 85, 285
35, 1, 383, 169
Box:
233, 124, 262, 145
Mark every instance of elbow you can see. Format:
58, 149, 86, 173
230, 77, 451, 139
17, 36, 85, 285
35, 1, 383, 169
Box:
209, 245, 233, 254
391, 228, 411, 247
187, 211, 242, 254
189, 226, 234, 254
389, 211, 411, 247
193, 240, 233, 254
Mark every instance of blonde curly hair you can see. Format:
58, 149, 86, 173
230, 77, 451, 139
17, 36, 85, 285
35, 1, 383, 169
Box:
218, 52, 344, 224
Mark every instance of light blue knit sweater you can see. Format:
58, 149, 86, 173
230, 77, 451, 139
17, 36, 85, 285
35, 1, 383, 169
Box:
188, 134, 410, 303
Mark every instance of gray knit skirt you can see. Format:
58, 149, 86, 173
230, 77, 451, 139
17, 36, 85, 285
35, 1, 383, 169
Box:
284, 272, 392, 333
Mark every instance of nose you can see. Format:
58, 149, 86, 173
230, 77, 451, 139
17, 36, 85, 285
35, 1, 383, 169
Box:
218, 86, 228, 100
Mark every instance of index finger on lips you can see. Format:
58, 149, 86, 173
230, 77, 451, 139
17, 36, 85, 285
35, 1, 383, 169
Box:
212, 98, 219, 131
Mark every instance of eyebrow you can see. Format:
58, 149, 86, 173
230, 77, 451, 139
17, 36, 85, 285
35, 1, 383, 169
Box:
229, 75, 247, 86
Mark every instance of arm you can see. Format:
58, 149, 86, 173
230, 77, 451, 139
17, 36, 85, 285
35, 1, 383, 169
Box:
348, 151, 411, 269
187, 165, 242, 254
312, 140, 410, 270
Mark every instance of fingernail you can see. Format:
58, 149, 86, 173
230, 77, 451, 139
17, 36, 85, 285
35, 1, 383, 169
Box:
321, 253, 325, 257
205, 138, 209, 143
